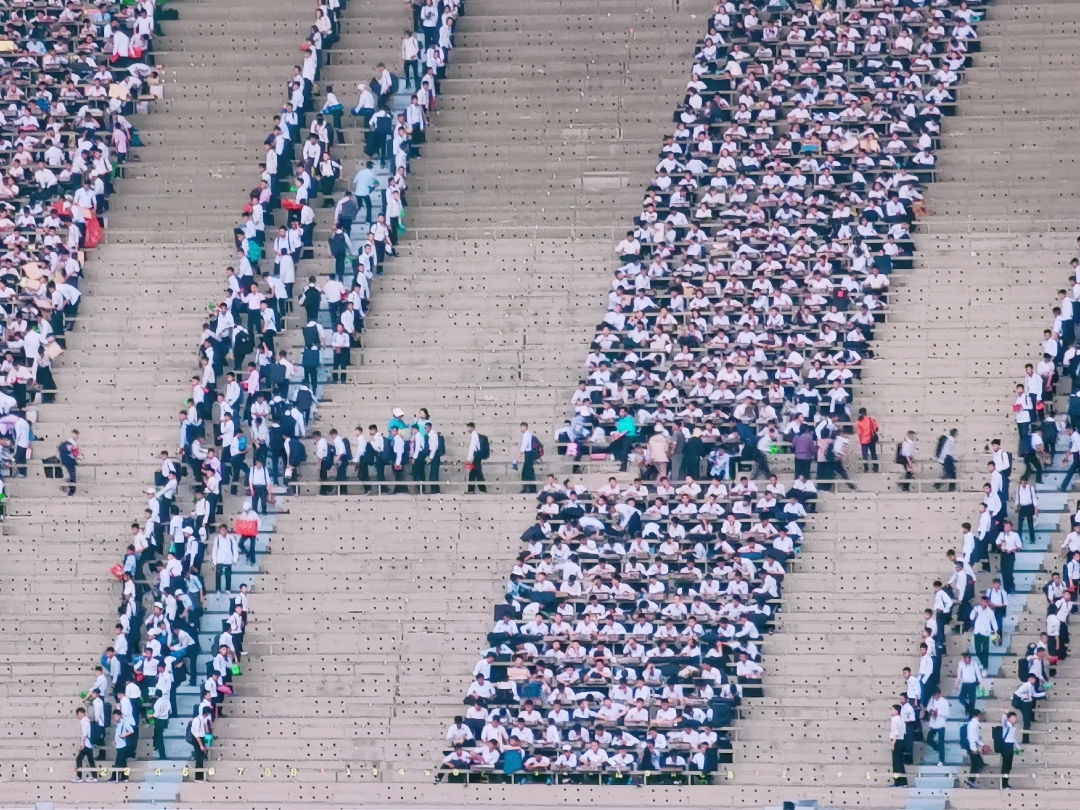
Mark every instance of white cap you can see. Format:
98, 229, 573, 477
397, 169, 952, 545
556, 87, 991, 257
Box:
392, 408, 405, 418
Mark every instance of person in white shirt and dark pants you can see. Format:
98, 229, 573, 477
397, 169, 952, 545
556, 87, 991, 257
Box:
518, 422, 537, 493
74, 707, 97, 781
465, 422, 487, 493
889, 705, 908, 786
1000, 711, 1018, 788
964, 710, 985, 788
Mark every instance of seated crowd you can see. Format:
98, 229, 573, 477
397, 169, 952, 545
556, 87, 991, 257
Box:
557, 0, 984, 477
445, 0, 989, 782
0, 0, 169, 498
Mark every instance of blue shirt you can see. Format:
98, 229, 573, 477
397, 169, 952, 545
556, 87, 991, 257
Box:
352, 168, 377, 197
114, 718, 133, 749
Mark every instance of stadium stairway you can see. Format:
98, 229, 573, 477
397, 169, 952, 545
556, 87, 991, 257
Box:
0, 0, 302, 804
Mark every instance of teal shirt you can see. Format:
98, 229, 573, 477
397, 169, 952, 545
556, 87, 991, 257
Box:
617, 415, 637, 438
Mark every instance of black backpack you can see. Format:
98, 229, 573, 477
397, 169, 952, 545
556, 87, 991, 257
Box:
380, 439, 395, 465
991, 724, 1003, 754
532, 437, 545, 459
477, 434, 491, 460
894, 442, 905, 465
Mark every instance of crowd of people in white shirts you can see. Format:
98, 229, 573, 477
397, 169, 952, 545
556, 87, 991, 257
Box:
68, 0, 422, 784
434, 0, 998, 781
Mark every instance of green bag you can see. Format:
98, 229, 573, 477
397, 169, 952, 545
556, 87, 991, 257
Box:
230, 664, 242, 677
396, 208, 407, 237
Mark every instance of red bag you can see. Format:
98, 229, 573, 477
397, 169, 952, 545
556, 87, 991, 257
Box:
110, 563, 125, 580
282, 198, 302, 211
84, 215, 103, 248
235, 518, 259, 538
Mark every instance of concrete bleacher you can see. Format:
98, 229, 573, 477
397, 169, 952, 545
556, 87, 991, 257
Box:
1, 0, 1080, 809
162, 1, 1080, 810
165, 0, 1080, 809
0, 0, 300, 804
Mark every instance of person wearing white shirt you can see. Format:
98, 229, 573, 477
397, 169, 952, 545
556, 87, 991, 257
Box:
517, 422, 537, 493
211, 527, 239, 595
889, 705, 908, 786
924, 689, 949, 765
74, 707, 97, 781
963, 710, 986, 788
954, 650, 986, 715
465, 422, 487, 493
1015, 477, 1038, 545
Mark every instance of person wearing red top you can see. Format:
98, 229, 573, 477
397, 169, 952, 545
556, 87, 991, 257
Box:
856, 408, 880, 472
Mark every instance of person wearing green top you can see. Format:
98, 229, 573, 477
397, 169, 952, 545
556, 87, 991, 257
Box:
612, 407, 637, 472
388, 407, 409, 433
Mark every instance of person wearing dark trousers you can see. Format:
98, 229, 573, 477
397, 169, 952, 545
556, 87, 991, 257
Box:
518, 422, 537, 493
856, 409, 880, 472
936, 428, 958, 491
151, 689, 170, 759
955, 650, 985, 715
390, 427, 407, 493
889, 705, 908, 786
1060, 426, 1080, 490
1000, 712, 1019, 788
997, 520, 1021, 592
964, 710, 985, 788
111, 711, 134, 782
74, 708, 97, 782
899, 431, 916, 492
190, 708, 212, 781
1023, 426, 1044, 483
992, 439, 1012, 503
1015, 477, 1038, 545
427, 427, 443, 494
249, 460, 270, 513
969, 599, 997, 672
59, 429, 80, 496
465, 423, 487, 493
899, 695, 918, 765
1011, 676, 1044, 744
409, 427, 428, 494
932, 581, 953, 654
924, 689, 949, 765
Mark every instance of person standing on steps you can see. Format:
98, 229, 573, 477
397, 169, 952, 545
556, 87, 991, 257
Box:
427, 423, 444, 494
151, 688, 170, 760
73, 707, 97, 782
518, 422, 537, 494
352, 161, 378, 224
968, 599, 998, 673
1000, 711, 1019, 789
59, 428, 79, 496
935, 428, 958, 491
991, 439, 1013, 502
856, 408, 880, 472
924, 688, 949, 766
110, 709, 134, 782
401, 30, 421, 90
898, 430, 916, 492
465, 422, 488, 494
888, 704, 908, 787
964, 710, 985, 788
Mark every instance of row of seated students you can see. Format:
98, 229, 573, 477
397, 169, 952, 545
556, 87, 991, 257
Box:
442, 0, 988, 782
